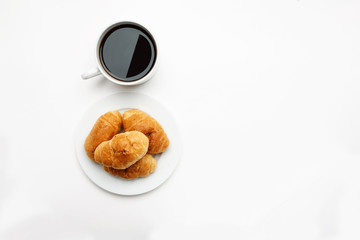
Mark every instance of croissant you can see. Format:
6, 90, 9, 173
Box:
94, 131, 149, 169
84, 111, 122, 160
103, 154, 157, 179
123, 109, 169, 154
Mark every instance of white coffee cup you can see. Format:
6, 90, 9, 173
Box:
81, 21, 158, 86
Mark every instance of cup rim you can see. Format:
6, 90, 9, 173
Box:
95, 21, 158, 86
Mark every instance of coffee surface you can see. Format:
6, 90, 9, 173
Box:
99, 25, 156, 81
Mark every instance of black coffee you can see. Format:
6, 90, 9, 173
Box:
99, 23, 156, 82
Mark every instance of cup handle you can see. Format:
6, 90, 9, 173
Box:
81, 67, 101, 80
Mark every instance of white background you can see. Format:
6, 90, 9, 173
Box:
0, 0, 359, 239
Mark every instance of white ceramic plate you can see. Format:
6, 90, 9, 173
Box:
74, 92, 182, 195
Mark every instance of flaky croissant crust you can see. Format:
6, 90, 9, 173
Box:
123, 109, 169, 154
94, 131, 149, 169
103, 154, 157, 179
84, 111, 122, 160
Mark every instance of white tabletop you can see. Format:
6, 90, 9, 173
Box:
1, 0, 359, 239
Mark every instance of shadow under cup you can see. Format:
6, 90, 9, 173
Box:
98, 22, 157, 82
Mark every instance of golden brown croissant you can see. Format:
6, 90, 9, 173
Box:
123, 109, 169, 154
84, 111, 122, 160
103, 154, 157, 179
94, 131, 149, 169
